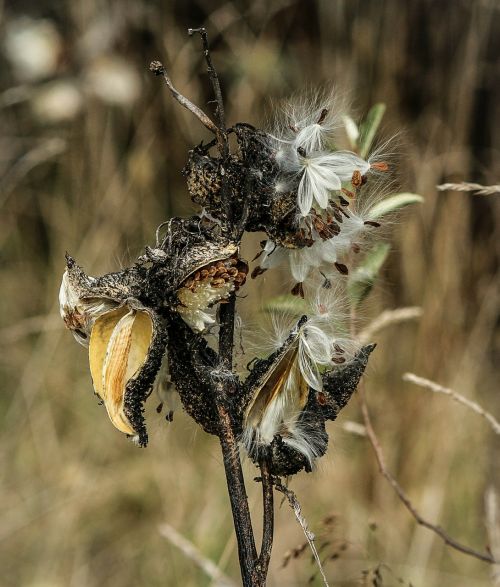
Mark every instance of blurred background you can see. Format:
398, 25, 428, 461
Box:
1, 0, 499, 585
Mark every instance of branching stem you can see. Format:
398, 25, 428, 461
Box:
358, 382, 497, 564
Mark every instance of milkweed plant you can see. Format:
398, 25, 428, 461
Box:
58, 29, 422, 586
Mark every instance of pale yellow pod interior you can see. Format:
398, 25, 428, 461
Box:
89, 307, 153, 436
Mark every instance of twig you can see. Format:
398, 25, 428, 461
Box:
358, 382, 497, 564
403, 373, 500, 436
188, 28, 227, 133
358, 307, 422, 344
149, 60, 219, 135
274, 479, 330, 587
437, 182, 500, 196
159, 523, 237, 587
258, 457, 274, 583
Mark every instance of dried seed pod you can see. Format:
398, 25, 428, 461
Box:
89, 303, 167, 445
59, 255, 136, 346
242, 319, 310, 467
174, 240, 248, 332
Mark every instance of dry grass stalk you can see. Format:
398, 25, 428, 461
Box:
437, 183, 500, 196
159, 523, 237, 587
358, 381, 497, 564
403, 373, 500, 435
358, 307, 423, 344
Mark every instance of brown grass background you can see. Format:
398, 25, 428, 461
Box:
1, 0, 499, 585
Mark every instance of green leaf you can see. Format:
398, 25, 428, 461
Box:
369, 193, 424, 219
262, 294, 309, 317
359, 103, 386, 158
348, 243, 390, 306
342, 114, 360, 150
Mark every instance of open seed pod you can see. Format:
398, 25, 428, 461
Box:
89, 301, 167, 446
242, 317, 310, 463
59, 254, 141, 346
173, 241, 248, 332
243, 331, 375, 476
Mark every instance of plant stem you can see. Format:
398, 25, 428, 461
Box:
258, 457, 274, 583
217, 295, 260, 585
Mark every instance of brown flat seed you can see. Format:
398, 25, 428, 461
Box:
219, 273, 230, 280
339, 195, 350, 206
184, 278, 194, 288
364, 220, 381, 228
215, 267, 227, 277
291, 282, 305, 298
334, 343, 344, 354
208, 265, 217, 276
236, 271, 247, 282
200, 269, 209, 279
341, 187, 355, 199
230, 257, 238, 266
251, 266, 267, 279
193, 271, 201, 281
371, 161, 389, 171
334, 262, 349, 275
332, 356, 346, 364
351, 170, 362, 187
317, 108, 328, 124
317, 392, 327, 405
211, 278, 225, 286
228, 267, 238, 276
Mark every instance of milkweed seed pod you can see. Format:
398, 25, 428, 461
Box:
89, 303, 167, 446
59, 254, 141, 345
59, 255, 167, 445
172, 239, 248, 332
183, 146, 244, 227
242, 316, 375, 476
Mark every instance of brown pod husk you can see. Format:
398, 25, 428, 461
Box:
244, 343, 375, 476
59, 254, 139, 345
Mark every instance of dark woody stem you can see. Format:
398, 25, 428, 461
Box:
258, 456, 274, 583
217, 295, 260, 586
188, 28, 229, 158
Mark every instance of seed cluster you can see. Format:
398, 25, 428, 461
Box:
176, 256, 247, 331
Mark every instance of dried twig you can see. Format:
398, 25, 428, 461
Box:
159, 523, 237, 587
403, 373, 500, 435
358, 307, 422, 344
437, 182, 500, 196
358, 382, 497, 564
188, 29, 227, 131
274, 479, 330, 587
149, 60, 219, 135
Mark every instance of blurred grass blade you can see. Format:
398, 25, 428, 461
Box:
359, 103, 386, 158
370, 193, 424, 219
342, 114, 360, 150
348, 243, 390, 306
262, 294, 309, 316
